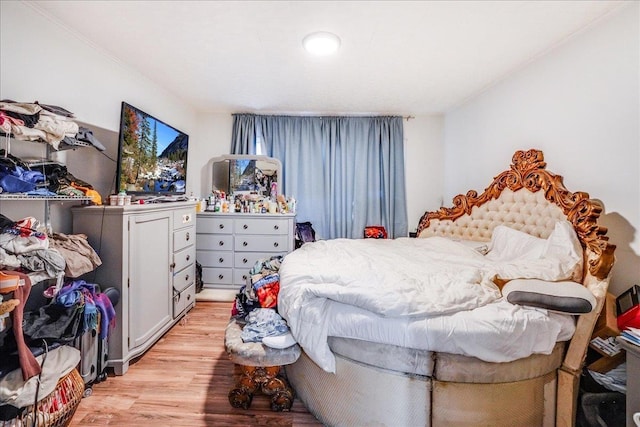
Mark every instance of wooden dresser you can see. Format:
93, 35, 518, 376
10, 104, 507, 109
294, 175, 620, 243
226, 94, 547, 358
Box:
72, 202, 197, 375
196, 212, 295, 299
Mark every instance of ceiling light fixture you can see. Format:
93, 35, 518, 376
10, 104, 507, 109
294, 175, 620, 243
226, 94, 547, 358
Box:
302, 31, 341, 55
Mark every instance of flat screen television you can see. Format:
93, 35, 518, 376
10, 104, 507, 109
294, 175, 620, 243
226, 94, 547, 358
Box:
116, 102, 189, 198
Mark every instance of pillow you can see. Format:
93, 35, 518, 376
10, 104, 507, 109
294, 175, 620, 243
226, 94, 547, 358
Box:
502, 278, 596, 314
542, 220, 584, 282
485, 225, 546, 262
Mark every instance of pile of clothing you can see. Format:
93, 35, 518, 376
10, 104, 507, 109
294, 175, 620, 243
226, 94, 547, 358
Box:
0, 217, 65, 285
0, 100, 103, 203
231, 255, 296, 348
23, 279, 116, 343
0, 275, 115, 421
0, 214, 102, 285
0, 149, 102, 203
232, 255, 283, 318
0, 100, 105, 151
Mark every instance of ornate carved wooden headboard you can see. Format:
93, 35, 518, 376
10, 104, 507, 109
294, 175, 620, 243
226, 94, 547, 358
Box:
416, 149, 615, 280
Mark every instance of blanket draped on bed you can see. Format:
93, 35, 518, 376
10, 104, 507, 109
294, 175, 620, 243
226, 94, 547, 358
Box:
279, 233, 581, 372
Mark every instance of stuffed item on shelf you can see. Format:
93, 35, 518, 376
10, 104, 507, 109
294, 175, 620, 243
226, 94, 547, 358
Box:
0, 297, 20, 315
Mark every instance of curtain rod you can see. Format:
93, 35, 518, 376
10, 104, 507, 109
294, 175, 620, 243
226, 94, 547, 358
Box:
234, 112, 416, 120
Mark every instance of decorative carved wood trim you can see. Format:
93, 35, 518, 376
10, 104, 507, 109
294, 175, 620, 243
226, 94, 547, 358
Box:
416, 149, 615, 279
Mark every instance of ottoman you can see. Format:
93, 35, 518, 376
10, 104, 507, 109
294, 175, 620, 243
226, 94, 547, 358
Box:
224, 318, 301, 411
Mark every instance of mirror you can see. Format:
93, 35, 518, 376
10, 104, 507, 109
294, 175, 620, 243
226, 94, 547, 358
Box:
208, 155, 281, 198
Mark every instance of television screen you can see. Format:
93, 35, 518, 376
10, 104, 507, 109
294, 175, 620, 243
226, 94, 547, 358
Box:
116, 102, 188, 197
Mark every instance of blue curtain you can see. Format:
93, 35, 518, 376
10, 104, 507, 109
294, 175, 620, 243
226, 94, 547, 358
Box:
230, 114, 258, 155
231, 114, 408, 239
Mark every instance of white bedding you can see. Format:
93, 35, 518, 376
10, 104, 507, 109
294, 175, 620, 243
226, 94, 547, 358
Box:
278, 223, 582, 373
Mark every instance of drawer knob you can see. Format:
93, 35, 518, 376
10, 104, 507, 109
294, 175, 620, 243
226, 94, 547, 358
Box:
273, 242, 279, 248
219, 224, 225, 229
274, 225, 279, 230
170, 262, 176, 270
243, 241, 248, 247
219, 241, 224, 246
186, 232, 190, 241
242, 258, 248, 264
242, 275, 248, 280
219, 257, 224, 263
218, 274, 224, 280
186, 255, 190, 261
185, 275, 189, 281
243, 224, 248, 229
187, 294, 191, 301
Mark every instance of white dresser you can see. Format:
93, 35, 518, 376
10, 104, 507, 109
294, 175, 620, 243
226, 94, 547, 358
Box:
72, 202, 197, 375
196, 212, 295, 298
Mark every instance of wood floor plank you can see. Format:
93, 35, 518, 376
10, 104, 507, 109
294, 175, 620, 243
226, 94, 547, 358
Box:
69, 301, 322, 426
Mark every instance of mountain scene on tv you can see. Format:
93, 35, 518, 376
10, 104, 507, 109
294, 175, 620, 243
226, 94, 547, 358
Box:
119, 105, 188, 194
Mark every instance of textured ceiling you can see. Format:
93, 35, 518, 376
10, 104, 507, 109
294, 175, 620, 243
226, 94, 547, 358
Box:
28, 0, 627, 115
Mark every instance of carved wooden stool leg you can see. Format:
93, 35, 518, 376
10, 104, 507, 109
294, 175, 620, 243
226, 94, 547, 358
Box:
228, 365, 259, 409
228, 364, 295, 411
270, 388, 294, 412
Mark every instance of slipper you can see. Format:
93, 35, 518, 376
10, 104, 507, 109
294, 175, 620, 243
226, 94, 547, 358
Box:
262, 332, 297, 349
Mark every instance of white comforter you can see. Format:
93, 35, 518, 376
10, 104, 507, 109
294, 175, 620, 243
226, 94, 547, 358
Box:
279, 231, 581, 373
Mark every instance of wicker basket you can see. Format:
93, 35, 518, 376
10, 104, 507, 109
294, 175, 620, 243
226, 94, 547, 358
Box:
1, 368, 84, 427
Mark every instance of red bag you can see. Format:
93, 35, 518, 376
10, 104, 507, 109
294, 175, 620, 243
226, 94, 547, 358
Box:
364, 226, 387, 239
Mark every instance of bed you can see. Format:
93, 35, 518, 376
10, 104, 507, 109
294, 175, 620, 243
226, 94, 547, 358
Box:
277, 149, 615, 427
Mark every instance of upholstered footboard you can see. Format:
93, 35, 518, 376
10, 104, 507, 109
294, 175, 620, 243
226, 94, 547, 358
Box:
431, 372, 557, 427
287, 351, 431, 427
289, 339, 565, 427
430, 344, 564, 426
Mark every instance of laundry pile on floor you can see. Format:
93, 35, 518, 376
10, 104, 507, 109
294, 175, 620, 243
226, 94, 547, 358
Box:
230, 255, 296, 348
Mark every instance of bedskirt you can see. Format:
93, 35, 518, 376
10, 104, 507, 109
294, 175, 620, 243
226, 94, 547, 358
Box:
287, 342, 564, 427
286, 351, 431, 427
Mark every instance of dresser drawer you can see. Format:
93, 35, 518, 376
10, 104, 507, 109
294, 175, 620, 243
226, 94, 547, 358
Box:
234, 218, 290, 235
202, 267, 233, 285
174, 244, 195, 272
173, 282, 195, 318
234, 234, 291, 252
174, 227, 194, 251
196, 216, 233, 234
173, 262, 195, 293
234, 251, 287, 270
233, 268, 252, 285
197, 250, 233, 268
196, 233, 233, 250
173, 208, 195, 230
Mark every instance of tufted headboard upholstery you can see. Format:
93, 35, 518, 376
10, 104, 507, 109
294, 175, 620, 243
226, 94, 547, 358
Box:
416, 149, 615, 281
420, 188, 567, 241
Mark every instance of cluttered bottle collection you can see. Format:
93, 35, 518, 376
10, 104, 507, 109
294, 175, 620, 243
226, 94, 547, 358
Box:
198, 182, 296, 215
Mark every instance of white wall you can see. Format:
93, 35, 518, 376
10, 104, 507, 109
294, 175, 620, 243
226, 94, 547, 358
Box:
404, 116, 445, 232
443, 3, 639, 295
0, 1, 198, 232
191, 112, 235, 198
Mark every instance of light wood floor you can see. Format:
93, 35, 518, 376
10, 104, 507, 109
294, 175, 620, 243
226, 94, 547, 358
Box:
69, 301, 323, 426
